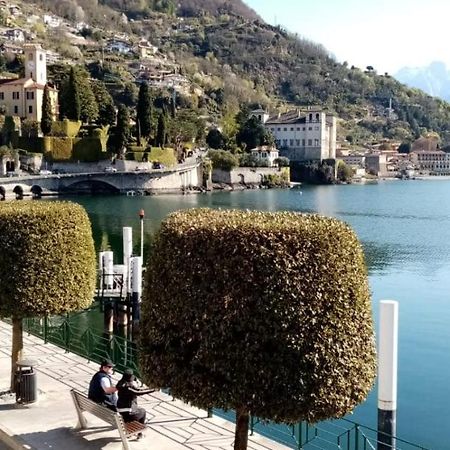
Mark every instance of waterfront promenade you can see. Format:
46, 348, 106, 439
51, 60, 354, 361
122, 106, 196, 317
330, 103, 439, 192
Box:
0, 321, 287, 450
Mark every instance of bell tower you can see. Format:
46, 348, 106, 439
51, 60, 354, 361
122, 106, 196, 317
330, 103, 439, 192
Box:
24, 44, 47, 85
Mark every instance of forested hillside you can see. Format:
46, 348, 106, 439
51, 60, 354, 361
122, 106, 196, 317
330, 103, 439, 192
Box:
21, 0, 450, 145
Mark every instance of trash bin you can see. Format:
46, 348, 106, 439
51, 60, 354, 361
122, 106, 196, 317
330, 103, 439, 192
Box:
15, 359, 37, 404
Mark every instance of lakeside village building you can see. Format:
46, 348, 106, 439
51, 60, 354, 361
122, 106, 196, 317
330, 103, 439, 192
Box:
0, 44, 58, 122
250, 107, 337, 163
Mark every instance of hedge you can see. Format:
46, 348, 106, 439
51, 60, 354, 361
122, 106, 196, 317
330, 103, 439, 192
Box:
140, 209, 376, 426
51, 119, 81, 138
44, 137, 73, 161
73, 137, 107, 162
0, 201, 96, 318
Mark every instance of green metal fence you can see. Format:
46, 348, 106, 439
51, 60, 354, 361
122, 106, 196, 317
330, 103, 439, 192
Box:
20, 315, 429, 450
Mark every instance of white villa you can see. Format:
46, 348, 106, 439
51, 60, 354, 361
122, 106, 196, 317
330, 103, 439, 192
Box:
250, 145, 279, 167
251, 107, 337, 162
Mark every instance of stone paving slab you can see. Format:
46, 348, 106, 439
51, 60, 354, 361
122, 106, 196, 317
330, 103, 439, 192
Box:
0, 321, 289, 450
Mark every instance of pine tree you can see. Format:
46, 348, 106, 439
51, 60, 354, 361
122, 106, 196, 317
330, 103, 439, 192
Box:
115, 105, 130, 153
41, 85, 53, 136
136, 81, 152, 139
156, 111, 167, 148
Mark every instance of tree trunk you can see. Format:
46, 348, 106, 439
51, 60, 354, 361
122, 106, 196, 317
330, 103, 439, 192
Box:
10, 317, 23, 392
234, 406, 250, 450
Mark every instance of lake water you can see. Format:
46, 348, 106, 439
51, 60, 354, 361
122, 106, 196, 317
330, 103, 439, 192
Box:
64, 180, 450, 449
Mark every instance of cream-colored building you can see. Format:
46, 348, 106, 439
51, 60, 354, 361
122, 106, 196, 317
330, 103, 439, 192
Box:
251, 106, 337, 162
0, 44, 58, 122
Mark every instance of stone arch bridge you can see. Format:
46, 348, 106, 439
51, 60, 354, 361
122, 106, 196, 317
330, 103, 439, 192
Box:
0, 162, 202, 200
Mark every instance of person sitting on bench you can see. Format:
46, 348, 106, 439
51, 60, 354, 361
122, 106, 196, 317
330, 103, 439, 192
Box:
116, 369, 154, 436
88, 359, 118, 411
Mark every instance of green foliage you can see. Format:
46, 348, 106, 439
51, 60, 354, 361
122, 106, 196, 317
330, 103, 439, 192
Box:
236, 116, 270, 150
167, 109, 205, 144
59, 66, 98, 123
41, 85, 53, 136
115, 105, 130, 152
0, 201, 96, 318
337, 160, 354, 182
148, 147, 177, 166
238, 153, 259, 167
208, 149, 239, 171
21, 120, 40, 139
92, 81, 116, 126
44, 137, 73, 161
274, 157, 290, 167
206, 128, 224, 149
60, 67, 81, 121
73, 138, 107, 162
51, 120, 82, 138
397, 142, 411, 154
137, 82, 152, 139
262, 169, 290, 188
140, 209, 376, 424
155, 112, 167, 147
2, 116, 16, 146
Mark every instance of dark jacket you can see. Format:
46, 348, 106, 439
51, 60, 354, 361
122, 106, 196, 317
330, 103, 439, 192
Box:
88, 371, 115, 406
116, 379, 154, 413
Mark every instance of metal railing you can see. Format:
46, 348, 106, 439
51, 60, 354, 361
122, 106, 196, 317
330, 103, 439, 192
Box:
20, 315, 429, 450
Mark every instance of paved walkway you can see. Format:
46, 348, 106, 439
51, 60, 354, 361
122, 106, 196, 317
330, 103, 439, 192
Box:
0, 321, 289, 450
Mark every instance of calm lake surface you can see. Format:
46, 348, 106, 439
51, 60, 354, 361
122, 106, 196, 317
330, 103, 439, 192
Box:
65, 180, 450, 449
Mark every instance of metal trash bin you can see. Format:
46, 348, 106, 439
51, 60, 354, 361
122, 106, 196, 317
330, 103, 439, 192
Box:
15, 359, 37, 404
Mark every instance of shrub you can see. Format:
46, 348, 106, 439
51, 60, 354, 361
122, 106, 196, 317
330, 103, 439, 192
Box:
140, 209, 376, 449
73, 138, 107, 162
208, 149, 239, 171
239, 153, 258, 167
274, 156, 290, 167
0, 201, 96, 389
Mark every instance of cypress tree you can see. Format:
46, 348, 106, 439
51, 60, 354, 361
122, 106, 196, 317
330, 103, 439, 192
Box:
41, 84, 53, 136
137, 81, 152, 139
65, 67, 81, 121
156, 111, 166, 148
115, 104, 130, 152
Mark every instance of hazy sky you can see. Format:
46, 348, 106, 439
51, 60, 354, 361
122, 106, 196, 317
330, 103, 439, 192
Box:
245, 0, 449, 74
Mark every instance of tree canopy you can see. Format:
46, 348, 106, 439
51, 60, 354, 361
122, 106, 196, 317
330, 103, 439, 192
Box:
140, 209, 376, 449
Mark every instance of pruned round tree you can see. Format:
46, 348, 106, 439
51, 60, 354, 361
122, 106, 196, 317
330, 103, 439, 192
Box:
140, 209, 376, 450
0, 201, 96, 390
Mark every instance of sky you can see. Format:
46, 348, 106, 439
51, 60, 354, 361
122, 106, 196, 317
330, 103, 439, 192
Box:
244, 0, 450, 74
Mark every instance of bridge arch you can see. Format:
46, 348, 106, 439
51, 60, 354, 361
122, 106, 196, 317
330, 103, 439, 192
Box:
13, 185, 24, 200
63, 179, 120, 195
31, 185, 43, 199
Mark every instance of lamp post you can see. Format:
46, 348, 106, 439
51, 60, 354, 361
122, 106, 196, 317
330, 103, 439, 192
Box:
139, 209, 145, 259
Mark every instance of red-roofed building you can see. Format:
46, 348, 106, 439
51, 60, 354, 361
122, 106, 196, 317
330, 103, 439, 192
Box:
0, 44, 58, 122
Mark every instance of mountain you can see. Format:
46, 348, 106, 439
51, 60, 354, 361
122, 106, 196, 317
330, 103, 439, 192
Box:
21, 0, 450, 145
395, 61, 450, 101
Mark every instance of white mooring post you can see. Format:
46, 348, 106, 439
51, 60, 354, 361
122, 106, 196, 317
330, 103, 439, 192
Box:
139, 209, 145, 260
102, 251, 114, 290
378, 300, 398, 450
123, 227, 133, 295
130, 256, 143, 325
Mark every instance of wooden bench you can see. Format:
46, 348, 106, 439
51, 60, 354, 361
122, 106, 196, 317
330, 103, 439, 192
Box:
70, 389, 146, 450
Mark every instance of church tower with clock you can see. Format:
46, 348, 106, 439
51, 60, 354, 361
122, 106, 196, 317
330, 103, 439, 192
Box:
0, 43, 58, 122
25, 44, 47, 85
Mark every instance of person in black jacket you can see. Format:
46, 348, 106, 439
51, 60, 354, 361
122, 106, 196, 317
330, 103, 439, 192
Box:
116, 369, 154, 430
88, 359, 118, 411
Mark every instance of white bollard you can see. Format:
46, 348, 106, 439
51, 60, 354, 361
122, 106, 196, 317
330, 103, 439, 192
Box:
123, 227, 133, 294
377, 300, 398, 450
